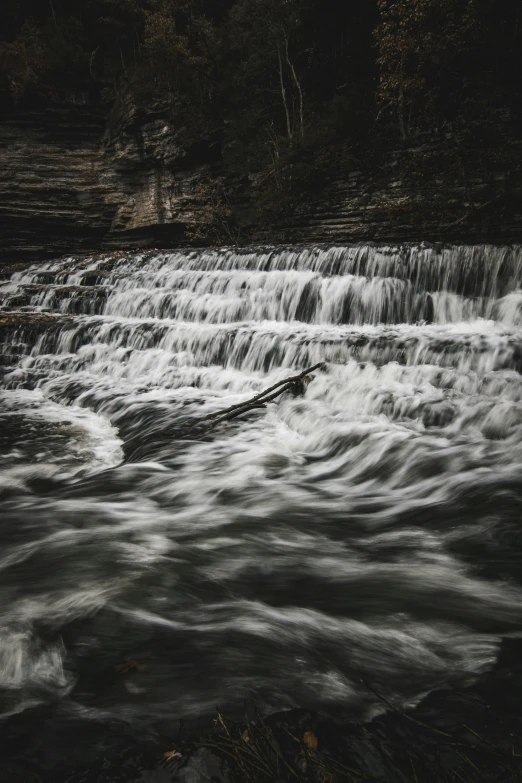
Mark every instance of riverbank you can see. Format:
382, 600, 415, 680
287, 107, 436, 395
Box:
3, 637, 522, 782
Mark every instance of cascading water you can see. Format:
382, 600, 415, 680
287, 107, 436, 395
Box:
2, 243, 522, 762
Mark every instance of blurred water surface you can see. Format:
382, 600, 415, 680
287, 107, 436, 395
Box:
1, 244, 522, 763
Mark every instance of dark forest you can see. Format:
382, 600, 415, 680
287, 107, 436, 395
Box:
1, 0, 521, 242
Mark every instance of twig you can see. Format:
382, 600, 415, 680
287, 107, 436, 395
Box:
461, 723, 502, 754
360, 679, 452, 739
176, 362, 326, 440
455, 750, 490, 782
197, 362, 325, 424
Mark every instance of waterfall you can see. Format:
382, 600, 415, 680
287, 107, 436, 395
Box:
1, 243, 522, 735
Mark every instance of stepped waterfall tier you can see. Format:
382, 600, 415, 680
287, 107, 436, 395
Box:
2, 243, 522, 773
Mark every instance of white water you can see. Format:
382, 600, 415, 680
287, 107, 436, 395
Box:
1, 243, 522, 731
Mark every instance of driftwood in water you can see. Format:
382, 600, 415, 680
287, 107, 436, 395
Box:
177, 361, 326, 440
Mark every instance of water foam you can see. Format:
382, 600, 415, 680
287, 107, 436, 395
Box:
1, 243, 522, 722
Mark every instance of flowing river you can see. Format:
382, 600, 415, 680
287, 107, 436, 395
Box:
2, 243, 522, 768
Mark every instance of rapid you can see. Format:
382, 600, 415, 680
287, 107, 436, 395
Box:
1, 243, 522, 757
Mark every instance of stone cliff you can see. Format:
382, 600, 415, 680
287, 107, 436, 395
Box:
0, 93, 213, 259
1, 93, 521, 260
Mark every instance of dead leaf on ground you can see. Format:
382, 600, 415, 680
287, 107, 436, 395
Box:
321, 771, 338, 783
163, 750, 183, 760
303, 731, 319, 752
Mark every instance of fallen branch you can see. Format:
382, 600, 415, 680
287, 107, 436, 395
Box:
177, 361, 326, 440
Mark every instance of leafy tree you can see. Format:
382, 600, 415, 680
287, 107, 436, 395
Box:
375, 0, 477, 139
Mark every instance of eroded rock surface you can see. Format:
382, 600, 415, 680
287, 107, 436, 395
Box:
1, 92, 521, 260
0, 95, 210, 260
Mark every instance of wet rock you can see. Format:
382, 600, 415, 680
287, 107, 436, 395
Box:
162, 748, 227, 783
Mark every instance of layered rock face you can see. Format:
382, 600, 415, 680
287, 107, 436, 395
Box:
1, 93, 521, 259
101, 100, 211, 244
261, 142, 522, 246
0, 94, 210, 260
0, 96, 110, 258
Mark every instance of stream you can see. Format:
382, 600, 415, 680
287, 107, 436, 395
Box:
1, 243, 522, 772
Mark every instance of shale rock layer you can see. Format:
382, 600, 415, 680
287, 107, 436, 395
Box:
1, 94, 521, 259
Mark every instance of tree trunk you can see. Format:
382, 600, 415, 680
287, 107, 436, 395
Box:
277, 44, 293, 141
283, 30, 304, 139
398, 81, 406, 141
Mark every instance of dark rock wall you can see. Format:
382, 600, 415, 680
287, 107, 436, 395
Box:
258, 141, 522, 246
101, 99, 211, 245
0, 95, 211, 259
0, 99, 110, 258
1, 95, 521, 260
